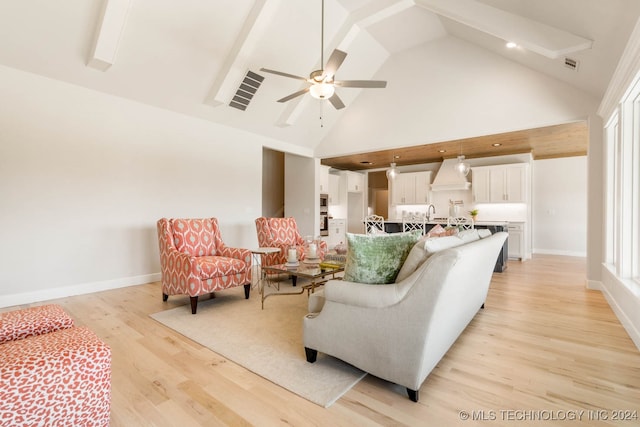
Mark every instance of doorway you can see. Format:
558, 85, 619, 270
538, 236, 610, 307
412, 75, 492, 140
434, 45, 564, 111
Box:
368, 170, 389, 219
262, 148, 284, 217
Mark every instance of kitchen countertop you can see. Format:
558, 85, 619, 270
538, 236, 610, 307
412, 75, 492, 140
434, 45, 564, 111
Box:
384, 219, 510, 226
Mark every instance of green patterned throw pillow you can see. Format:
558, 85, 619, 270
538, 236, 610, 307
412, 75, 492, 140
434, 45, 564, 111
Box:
344, 231, 421, 284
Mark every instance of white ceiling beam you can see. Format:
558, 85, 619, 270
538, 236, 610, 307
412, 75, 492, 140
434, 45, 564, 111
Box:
414, 0, 593, 59
278, 0, 411, 127
88, 0, 131, 71
204, 0, 279, 107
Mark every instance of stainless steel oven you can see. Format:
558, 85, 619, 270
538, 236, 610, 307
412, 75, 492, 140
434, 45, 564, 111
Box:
320, 194, 329, 236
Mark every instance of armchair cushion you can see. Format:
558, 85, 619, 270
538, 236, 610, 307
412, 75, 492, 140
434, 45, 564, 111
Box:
194, 256, 251, 280
172, 218, 218, 256
267, 217, 301, 244
344, 231, 421, 284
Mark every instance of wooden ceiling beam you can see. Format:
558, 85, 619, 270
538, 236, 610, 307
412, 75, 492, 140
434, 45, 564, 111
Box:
321, 121, 588, 170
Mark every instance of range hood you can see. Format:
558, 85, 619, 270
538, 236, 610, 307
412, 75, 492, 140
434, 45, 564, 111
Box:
431, 158, 471, 191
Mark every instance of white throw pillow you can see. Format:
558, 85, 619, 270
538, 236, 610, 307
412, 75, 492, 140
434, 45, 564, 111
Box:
395, 236, 429, 282
478, 228, 492, 238
457, 229, 480, 243
423, 235, 466, 254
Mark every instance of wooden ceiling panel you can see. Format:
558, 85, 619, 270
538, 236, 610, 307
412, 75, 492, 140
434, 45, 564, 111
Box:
321, 121, 588, 170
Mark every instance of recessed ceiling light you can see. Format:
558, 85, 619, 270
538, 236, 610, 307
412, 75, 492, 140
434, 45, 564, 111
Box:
506, 42, 518, 49
492, 143, 502, 147
393, 155, 400, 159
438, 149, 446, 153
359, 161, 373, 165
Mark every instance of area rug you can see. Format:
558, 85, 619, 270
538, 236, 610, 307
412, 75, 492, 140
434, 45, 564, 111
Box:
150, 281, 366, 407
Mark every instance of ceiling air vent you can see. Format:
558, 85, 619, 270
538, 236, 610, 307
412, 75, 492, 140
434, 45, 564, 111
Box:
564, 57, 579, 71
229, 70, 264, 111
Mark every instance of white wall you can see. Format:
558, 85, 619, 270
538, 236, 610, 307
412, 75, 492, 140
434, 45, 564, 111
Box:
532, 157, 588, 256
0, 65, 291, 307
284, 154, 318, 238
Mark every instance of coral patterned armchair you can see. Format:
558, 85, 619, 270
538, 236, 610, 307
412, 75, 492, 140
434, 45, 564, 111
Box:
157, 218, 252, 314
255, 217, 328, 267
0, 305, 111, 426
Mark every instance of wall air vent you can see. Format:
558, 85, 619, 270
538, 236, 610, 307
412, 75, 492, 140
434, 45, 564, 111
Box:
229, 70, 264, 111
564, 57, 579, 71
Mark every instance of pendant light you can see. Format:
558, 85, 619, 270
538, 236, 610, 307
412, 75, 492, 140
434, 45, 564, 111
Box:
454, 142, 470, 176
386, 162, 398, 181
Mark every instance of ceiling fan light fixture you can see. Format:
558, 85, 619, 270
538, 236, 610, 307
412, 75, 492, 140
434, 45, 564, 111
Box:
309, 83, 335, 99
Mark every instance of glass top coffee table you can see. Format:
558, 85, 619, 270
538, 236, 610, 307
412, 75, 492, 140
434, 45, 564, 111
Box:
259, 262, 344, 309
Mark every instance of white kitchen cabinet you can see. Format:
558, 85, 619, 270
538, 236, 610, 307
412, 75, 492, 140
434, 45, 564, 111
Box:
319, 165, 330, 194
345, 171, 364, 193
326, 218, 346, 249
328, 173, 340, 205
392, 173, 414, 205
507, 222, 525, 259
414, 171, 432, 204
504, 165, 526, 202
472, 164, 527, 203
472, 167, 491, 203
391, 171, 432, 205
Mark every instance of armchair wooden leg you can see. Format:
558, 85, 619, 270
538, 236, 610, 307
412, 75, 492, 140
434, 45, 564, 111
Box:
244, 284, 250, 299
305, 347, 317, 363
162, 293, 169, 302
407, 388, 419, 402
190, 296, 198, 314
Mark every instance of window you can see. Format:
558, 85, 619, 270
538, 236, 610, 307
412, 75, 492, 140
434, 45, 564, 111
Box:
604, 72, 640, 286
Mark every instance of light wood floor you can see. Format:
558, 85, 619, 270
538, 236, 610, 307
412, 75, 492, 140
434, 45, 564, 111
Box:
7, 255, 640, 426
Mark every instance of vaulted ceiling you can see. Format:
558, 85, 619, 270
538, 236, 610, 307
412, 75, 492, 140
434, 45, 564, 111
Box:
0, 0, 638, 163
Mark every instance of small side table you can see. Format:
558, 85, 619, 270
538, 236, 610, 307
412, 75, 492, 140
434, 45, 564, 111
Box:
251, 247, 280, 290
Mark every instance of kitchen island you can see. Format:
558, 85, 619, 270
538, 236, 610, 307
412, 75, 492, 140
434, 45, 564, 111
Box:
383, 219, 509, 272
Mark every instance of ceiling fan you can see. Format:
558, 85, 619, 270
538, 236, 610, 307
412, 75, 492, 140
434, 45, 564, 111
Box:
260, 0, 387, 110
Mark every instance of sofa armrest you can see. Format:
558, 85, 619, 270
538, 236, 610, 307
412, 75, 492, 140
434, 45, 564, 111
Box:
0, 326, 111, 426
0, 304, 74, 344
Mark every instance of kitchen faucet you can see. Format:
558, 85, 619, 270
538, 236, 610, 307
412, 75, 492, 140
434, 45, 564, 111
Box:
427, 204, 436, 222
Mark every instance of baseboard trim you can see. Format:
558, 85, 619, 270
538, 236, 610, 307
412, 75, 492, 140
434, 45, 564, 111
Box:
532, 248, 587, 257
586, 279, 602, 290
0, 273, 161, 309
600, 266, 640, 350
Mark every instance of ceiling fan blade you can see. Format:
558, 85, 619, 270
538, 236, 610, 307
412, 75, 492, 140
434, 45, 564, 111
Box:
323, 49, 347, 79
328, 93, 345, 110
277, 87, 310, 103
334, 80, 387, 88
260, 68, 308, 82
